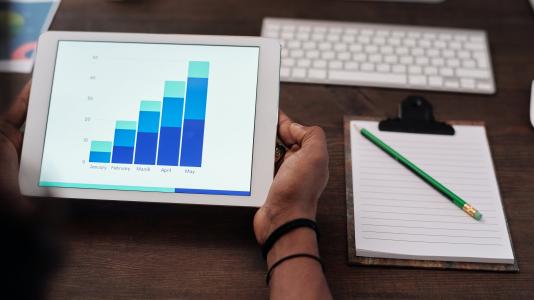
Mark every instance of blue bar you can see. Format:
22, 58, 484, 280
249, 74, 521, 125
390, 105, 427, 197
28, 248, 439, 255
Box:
160, 97, 184, 127
112, 128, 136, 164
134, 102, 161, 165
112, 146, 134, 164
134, 132, 158, 164
183, 78, 208, 120
174, 188, 251, 196
180, 119, 205, 167
157, 97, 184, 166
180, 62, 209, 167
89, 151, 111, 163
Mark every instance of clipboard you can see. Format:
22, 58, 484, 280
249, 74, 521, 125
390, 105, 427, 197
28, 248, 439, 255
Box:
344, 96, 519, 272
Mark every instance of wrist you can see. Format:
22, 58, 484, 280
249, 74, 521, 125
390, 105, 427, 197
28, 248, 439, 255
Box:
254, 201, 317, 245
266, 227, 319, 268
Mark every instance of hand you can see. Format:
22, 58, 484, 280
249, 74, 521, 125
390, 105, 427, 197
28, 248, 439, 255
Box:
0, 81, 32, 216
253, 111, 329, 245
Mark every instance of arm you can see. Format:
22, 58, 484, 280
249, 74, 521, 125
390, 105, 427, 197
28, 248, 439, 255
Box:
254, 112, 332, 300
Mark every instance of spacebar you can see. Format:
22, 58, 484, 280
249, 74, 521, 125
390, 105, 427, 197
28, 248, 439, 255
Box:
329, 70, 407, 85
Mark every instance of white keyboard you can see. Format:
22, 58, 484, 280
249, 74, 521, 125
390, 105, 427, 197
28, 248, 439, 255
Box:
262, 18, 496, 94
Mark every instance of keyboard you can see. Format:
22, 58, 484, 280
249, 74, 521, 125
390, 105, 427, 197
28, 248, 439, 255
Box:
262, 18, 496, 94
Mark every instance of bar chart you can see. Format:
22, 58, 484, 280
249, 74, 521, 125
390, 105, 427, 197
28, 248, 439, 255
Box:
88, 61, 210, 167
40, 41, 260, 196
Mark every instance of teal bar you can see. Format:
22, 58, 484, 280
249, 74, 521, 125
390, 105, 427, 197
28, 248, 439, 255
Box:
116, 120, 137, 130
90, 141, 113, 152
140, 100, 162, 112
164, 81, 186, 98
39, 181, 175, 193
188, 61, 210, 78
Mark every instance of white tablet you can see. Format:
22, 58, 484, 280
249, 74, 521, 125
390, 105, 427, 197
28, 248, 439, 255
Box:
19, 31, 280, 207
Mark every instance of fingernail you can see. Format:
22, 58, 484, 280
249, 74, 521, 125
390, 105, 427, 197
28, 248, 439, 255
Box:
291, 122, 304, 130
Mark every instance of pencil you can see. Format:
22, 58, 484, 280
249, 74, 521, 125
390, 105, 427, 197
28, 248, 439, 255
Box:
358, 127, 483, 221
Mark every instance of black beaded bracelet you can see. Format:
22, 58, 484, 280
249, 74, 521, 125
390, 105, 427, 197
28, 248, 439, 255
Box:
261, 218, 320, 259
266, 253, 323, 285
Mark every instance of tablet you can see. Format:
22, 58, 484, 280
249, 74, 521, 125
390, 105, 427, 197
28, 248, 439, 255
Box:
20, 31, 280, 207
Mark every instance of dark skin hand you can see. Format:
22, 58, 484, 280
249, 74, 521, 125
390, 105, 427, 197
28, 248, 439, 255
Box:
0, 81, 32, 217
254, 111, 333, 300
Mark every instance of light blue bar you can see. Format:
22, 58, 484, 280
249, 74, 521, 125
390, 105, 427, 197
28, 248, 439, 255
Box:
39, 181, 175, 192
164, 81, 186, 98
188, 61, 210, 78
116, 120, 137, 130
90, 141, 112, 152
140, 100, 162, 112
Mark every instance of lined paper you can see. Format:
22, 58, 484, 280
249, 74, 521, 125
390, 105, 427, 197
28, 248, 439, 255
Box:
350, 121, 514, 263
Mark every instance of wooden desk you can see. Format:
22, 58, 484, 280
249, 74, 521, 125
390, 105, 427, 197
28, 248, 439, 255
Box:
2, 0, 534, 298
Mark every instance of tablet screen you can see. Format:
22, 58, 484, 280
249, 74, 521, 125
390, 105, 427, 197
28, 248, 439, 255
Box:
39, 41, 260, 196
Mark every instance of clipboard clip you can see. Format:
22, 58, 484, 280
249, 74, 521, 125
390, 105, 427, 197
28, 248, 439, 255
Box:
379, 96, 455, 135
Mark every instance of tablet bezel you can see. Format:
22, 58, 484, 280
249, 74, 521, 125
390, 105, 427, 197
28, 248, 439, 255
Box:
19, 31, 280, 207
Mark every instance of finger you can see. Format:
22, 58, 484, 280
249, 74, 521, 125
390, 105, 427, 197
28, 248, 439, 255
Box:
4, 81, 31, 129
277, 110, 298, 146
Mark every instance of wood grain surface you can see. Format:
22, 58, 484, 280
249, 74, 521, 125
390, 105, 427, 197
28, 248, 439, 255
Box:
1, 0, 534, 299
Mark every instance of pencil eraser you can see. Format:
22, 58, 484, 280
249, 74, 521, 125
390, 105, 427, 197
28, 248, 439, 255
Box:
474, 211, 483, 221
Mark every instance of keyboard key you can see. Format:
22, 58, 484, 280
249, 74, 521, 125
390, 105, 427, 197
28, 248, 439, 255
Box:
329, 60, 343, 69
411, 48, 425, 56
313, 59, 327, 68
464, 42, 485, 51
444, 80, 460, 88
280, 67, 291, 77
424, 66, 438, 75
429, 76, 444, 86
353, 53, 367, 62
322, 51, 335, 59
338, 52, 351, 60
369, 54, 382, 63
309, 69, 327, 79
384, 55, 398, 64
334, 43, 348, 51
361, 63, 375, 71
446, 58, 460, 67
401, 56, 414, 64
456, 68, 491, 79
416, 57, 430, 65
290, 49, 304, 58
288, 41, 301, 49
477, 81, 493, 91
292, 68, 306, 78
461, 78, 476, 89
377, 64, 391, 72
282, 58, 295, 67
392, 64, 407, 73
440, 67, 454, 76
342, 35, 355, 43
431, 58, 445, 67
306, 50, 320, 59
318, 42, 332, 50
409, 66, 422, 74
463, 59, 477, 68
311, 33, 325, 41
298, 59, 311, 68
303, 41, 316, 50
329, 70, 407, 84
349, 44, 363, 52
345, 62, 359, 70
409, 75, 427, 85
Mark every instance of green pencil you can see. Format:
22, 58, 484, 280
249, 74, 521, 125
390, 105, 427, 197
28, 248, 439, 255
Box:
358, 127, 483, 221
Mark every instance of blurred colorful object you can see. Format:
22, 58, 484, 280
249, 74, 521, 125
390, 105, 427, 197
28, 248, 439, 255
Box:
0, 0, 60, 73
